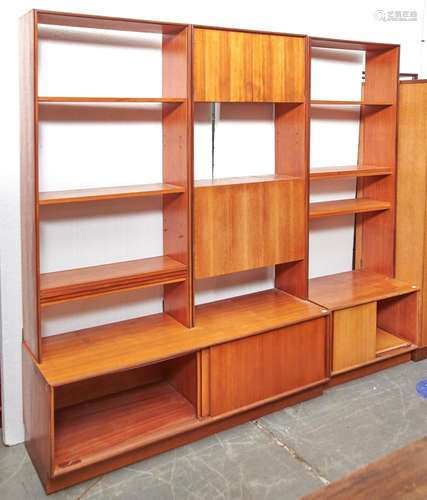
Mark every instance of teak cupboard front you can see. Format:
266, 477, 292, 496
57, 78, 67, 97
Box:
20, 10, 419, 493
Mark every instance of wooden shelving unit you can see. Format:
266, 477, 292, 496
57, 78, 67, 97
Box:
19, 10, 419, 494
308, 38, 419, 381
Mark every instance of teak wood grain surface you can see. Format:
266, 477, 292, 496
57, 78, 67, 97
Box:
332, 303, 377, 372
208, 318, 327, 415
309, 165, 392, 180
193, 28, 305, 102
39, 289, 327, 386
54, 382, 196, 473
309, 270, 417, 311
309, 198, 390, 218
396, 81, 427, 349
39, 183, 185, 205
40, 256, 187, 305
195, 177, 305, 278
303, 437, 427, 500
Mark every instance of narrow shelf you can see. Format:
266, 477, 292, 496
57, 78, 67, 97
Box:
40, 256, 187, 306
310, 165, 392, 180
39, 289, 326, 386
195, 174, 298, 188
39, 183, 185, 205
54, 382, 196, 475
38, 97, 185, 103
309, 270, 417, 311
309, 198, 391, 218
376, 328, 411, 356
311, 100, 392, 106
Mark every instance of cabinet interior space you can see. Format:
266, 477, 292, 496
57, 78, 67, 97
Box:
20, 11, 420, 494
53, 355, 198, 475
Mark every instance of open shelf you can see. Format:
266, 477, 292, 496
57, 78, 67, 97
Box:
309, 270, 417, 311
194, 174, 298, 188
376, 328, 411, 356
310, 37, 398, 51
39, 183, 185, 205
39, 289, 326, 386
309, 198, 391, 218
36, 10, 187, 34
40, 256, 187, 306
54, 381, 197, 474
38, 97, 185, 103
310, 100, 392, 106
310, 165, 392, 180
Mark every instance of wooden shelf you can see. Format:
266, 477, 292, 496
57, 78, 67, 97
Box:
39, 289, 326, 386
310, 37, 398, 52
310, 165, 392, 180
39, 183, 185, 205
36, 10, 187, 34
376, 328, 411, 356
38, 97, 185, 103
311, 100, 392, 106
40, 256, 187, 305
309, 270, 417, 311
309, 198, 391, 218
195, 174, 297, 188
54, 382, 197, 475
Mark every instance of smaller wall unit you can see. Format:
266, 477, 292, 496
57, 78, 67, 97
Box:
396, 80, 427, 361
308, 37, 419, 381
193, 26, 310, 298
309, 270, 418, 381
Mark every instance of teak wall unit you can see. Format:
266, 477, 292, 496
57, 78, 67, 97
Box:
308, 38, 419, 382
20, 10, 418, 493
396, 80, 427, 361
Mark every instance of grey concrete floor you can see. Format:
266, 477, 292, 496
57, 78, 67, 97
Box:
1, 359, 427, 500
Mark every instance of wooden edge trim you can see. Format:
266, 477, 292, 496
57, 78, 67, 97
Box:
332, 345, 416, 376
329, 352, 412, 387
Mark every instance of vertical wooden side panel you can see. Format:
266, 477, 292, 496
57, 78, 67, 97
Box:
377, 292, 419, 345
20, 11, 41, 361
275, 102, 309, 297
198, 349, 211, 417
162, 27, 192, 326
23, 346, 53, 487
275, 37, 309, 298
167, 354, 198, 408
358, 47, 399, 277
395, 82, 427, 347
332, 303, 377, 372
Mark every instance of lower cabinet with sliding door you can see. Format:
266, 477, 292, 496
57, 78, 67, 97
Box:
200, 318, 329, 417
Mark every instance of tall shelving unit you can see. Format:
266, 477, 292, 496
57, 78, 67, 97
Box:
20, 11, 419, 493
308, 38, 419, 382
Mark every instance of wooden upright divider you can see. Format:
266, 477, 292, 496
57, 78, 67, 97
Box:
20, 11, 419, 493
395, 80, 427, 360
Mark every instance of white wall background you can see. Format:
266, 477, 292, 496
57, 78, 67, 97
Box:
0, 0, 426, 445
